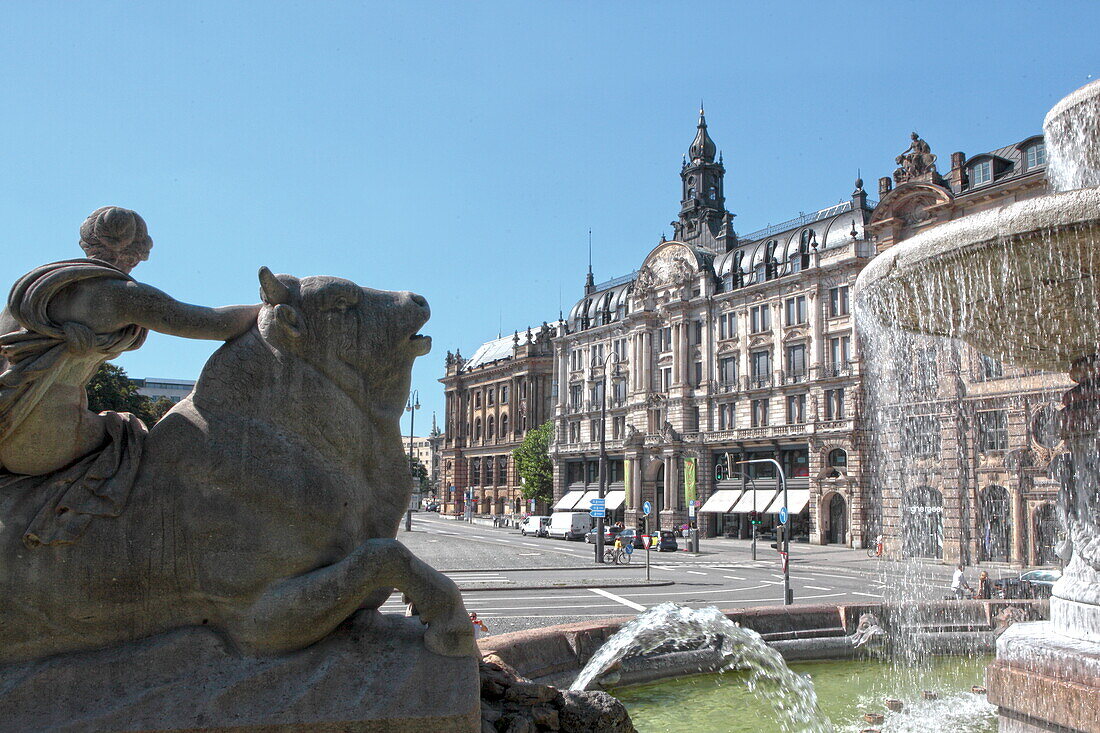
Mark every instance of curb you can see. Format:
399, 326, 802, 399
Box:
454, 580, 675, 593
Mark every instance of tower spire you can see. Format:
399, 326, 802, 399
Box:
584, 229, 595, 294
689, 104, 717, 163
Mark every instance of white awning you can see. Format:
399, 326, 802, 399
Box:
763, 489, 810, 515
700, 489, 742, 513
553, 491, 584, 511
730, 489, 780, 513
573, 490, 602, 511
604, 490, 626, 511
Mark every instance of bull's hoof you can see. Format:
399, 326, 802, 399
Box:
425, 617, 478, 658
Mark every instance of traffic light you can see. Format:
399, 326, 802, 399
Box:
776, 524, 788, 544
714, 457, 727, 482
749, 510, 762, 526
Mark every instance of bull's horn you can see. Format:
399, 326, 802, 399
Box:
258, 266, 292, 305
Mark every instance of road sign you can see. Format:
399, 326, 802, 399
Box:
642, 500, 653, 517
590, 498, 606, 508
623, 544, 634, 555
692, 500, 701, 507
688, 503, 696, 518
642, 535, 652, 549
590, 508, 606, 518
778, 506, 790, 525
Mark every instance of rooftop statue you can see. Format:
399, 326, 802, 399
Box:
0, 209, 478, 728
893, 132, 938, 183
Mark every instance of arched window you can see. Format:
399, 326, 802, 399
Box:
487, 416, 495, 440
793, 230, 813, 271
731, 251, 744, 288
765, 240, 779, 280
828, 448, 848, 468
500, 414, 509, 438
707, 185, 718, 200
1031, 406, 1062, 448
474, 418, 482, 441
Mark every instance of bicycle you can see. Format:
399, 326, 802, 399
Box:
866, 543, 884, 558
603, 547, 632, 564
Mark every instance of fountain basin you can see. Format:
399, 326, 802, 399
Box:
855, 187, 1100, 374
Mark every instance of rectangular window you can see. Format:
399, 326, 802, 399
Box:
1026, 142, 1046, 168
612, 415, 625, 439
661, 367, 672, 392
786, 393, 806, 425
903, 415, 940, 457
718, 356, 738, 386
824, 388, 845, 420
692, 320, 703, 345
590, 382, 604, 406
500, 385, 509, 403
971, 160, 992, 185
978, 410, 1009, 452
693, 361, 703, 387
785, 344, 807, 380
978, 353, 1004, 381
590, 343, 604, 365
750, 350, 772, 387
829, 286, 850, 318
718, 312, 737, 340
569, 384, 583, 411
485, 458, 495, 485
784, 295, 807, 326
474, 391, 482, 408
612, 337, 628, 361
751, 398, 769, 427
590, 419, 601, 440
612, 379, 626, 404
718, 402, 736, 430
915, 347, 938, 393
658, 326, 673, 352
828, 335, 851, 374
749, 305, 771, 334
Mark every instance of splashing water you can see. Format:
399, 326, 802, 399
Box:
570, 603, 829, 732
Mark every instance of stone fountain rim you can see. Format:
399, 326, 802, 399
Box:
1044, 78, 1100, 131
854, 186, 1100, 305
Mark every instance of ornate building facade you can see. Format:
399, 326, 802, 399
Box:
550, 110, 877, 546
868, 132, 1068, 567
439, 325, 557, 516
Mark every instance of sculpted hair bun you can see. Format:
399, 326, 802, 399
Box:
79, 206, 151, 259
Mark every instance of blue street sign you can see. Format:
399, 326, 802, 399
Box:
778, 506, 790, 525
590, 508, 606, 518
590, 498, 606, 508
642, 500, 653, 517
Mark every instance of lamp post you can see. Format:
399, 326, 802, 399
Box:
405, 390, 420, 532
737, 457, 792, 605
595, 351, 622, 563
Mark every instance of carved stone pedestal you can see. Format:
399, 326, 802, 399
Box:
0, 611, 480, 732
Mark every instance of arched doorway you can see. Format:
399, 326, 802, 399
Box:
980, 486, 1011, 562
1034, 502, 1058, 565
903, 485, 943, 559
825, 492, 847, 545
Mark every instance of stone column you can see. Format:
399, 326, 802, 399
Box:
665, 453, 678, 509
672, 323, 682, 385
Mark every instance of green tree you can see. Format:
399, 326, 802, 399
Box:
409, 454, 429, 493
86, 363, 175, 426
512, 420, 553, 506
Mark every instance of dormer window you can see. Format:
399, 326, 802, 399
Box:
970, 160, 992, 186
1026, 141, 1047, 168
707, 185, 718, 200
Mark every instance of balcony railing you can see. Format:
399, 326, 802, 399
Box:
781, 369, 808, 385
820, 362, 853, 378
747, 373, 773, 389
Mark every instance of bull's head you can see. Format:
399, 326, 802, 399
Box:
256, 267, 431, 415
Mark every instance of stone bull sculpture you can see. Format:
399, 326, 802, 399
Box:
0, 267, 475, 664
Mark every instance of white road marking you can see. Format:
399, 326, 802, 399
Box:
850, 591, 883, 597
723, 576, 746, 580
518, 552, 542, 556
588, 588, 647, 611
686, 570, 707, 575
805, 585, 831, 591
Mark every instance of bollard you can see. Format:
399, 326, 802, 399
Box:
863, 713, 885, 725
884, 699, 904, 712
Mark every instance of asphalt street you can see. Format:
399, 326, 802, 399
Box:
387, 514, 962, 636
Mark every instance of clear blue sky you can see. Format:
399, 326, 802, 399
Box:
2, 1, 1096, 435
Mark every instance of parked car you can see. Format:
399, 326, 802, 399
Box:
656, 530, 678, 552
995, 568, 1062, 599
584, 525, 622, 544
520, 515, 551, 537
547, 512, 593, 540
424, 502, 440, 512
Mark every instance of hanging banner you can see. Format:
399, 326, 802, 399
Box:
684, 457, 697, 505
624, 459, 633, 509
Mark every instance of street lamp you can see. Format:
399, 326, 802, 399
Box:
736, 457, 792, 605
405, 390, 420, 532
595, 351, 622, 563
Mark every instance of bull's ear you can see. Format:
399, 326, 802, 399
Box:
259, 266, 292, 305
273, 303, 303, 339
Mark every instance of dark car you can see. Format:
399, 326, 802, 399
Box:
656, 530, 678, 552
995, 568, 1061, 599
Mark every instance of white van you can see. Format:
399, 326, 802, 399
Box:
520, 515, 551, 537
548, 512, 593, 540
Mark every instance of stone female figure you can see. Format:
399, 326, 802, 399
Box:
0, 206, 259, 545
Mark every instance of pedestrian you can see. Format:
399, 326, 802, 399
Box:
977, 570, 993, 600
951, 564, 972, 600
470, 612, 488, 639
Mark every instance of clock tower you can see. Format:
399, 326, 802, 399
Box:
673, 107, 736, 253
